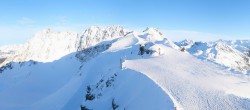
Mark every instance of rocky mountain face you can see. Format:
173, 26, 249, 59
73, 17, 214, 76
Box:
0, 26, 127, 67
77, 25, 126, 51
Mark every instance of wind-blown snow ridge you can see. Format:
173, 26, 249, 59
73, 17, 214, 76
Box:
120, 36, 250, 110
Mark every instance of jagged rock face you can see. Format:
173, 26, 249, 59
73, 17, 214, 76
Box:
0, 26, 127, 67
77, 26, 126, 51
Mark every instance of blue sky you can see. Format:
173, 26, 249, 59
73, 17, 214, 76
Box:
0, 0, 250, 46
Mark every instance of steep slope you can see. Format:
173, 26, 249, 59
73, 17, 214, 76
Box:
214, 42, 250, 73
78, 36, 174, 109
0, 29, 79, 68
224, 40, 250, 56
140, 28, 179, 49
0, 53, 83, 110
176, 40, 250, 74
17, 29, 78, 62
80, 29, 250, 110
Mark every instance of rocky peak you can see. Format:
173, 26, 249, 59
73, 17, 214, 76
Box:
77, 25, 127, 51
176, 39, 194, 47
143, 27, 164, 36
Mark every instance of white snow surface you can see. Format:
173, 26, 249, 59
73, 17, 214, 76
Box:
0, 54, 83, 110
0, 26, 250, 110
122, 38, 250, 110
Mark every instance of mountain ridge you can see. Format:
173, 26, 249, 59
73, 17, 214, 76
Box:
175, 39, 250, 73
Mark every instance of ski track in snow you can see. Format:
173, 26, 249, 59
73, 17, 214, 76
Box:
124, 45, 250, 110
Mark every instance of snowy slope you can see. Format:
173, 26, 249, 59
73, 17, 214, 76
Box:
175, 40, 250, 74
141, 28, 179, 49
0, 26, 250, 110
79, 30, 250, 110
0, 33, 175, 110
122, 38, 250, 110
223, 40, 250, 56
0, 53, 83, 110
0, 45, 21, 65
19, 29, 78, 62
0, 29, 79, 69
79, 38, 174, 109
124, 47, 250, 109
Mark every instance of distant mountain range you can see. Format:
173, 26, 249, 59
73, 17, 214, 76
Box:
1, 26, 249, 73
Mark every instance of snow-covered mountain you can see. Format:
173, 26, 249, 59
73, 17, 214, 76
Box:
0, 26, 250, 110
77, 25, 126, 51
174, 39, 194, 48
0, 26, 127, 67
175, 39, 250, 73
223, 40, 250, 56
0, 45, 21, 58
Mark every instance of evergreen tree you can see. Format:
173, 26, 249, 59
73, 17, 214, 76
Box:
112, 98, 119, 110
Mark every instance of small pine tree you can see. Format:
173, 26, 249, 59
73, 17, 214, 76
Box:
80, 105, 89, 110
87, 86, 91, 92
85, 85, 95, 101
112, 98, 119, 110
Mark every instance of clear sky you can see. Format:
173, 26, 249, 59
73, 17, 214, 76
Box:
0, 0, 250, 46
